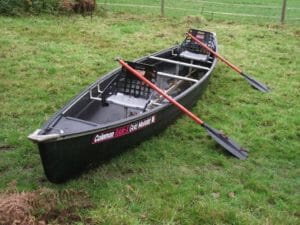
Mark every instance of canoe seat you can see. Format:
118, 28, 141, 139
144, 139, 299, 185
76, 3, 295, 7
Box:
106, 93, 149, 109
102, 62, 157, 108
179, 28, 215, 62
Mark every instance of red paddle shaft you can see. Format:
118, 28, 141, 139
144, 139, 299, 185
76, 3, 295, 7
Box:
187, 32, 242, 74
117, 59, 204, 125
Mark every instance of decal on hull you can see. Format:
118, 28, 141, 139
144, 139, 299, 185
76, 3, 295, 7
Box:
92, 115, 156, 144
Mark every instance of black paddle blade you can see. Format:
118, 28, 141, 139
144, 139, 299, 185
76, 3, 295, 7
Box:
203, 123, 248, 160
241, 72, 270, 93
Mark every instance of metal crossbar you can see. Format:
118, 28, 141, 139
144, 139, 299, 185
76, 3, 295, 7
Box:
157, 71, 198, 82
149, 56, 210, 70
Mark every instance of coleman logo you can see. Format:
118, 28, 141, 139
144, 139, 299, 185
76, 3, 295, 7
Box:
92, 115, 156, 144
93, 131, 115, 143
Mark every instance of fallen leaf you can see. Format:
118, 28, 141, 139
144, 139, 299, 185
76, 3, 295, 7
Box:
212, 192, 220, 198
228, 192, 235, 198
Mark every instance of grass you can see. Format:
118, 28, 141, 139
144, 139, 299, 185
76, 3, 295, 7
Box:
98, 0, 300, 23
0, 10, 300, 225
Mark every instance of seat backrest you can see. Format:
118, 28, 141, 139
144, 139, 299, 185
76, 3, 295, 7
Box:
180, 29, 215, 54
117, 62, 157, 99
101, 62, 157, 104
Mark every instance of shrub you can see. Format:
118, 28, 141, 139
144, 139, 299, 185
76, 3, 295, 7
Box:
0, 0, 60, 16
60, 0, 96, 16
0, 0, 97, 16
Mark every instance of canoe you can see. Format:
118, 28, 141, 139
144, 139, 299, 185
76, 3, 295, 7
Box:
28, 29, 218, 183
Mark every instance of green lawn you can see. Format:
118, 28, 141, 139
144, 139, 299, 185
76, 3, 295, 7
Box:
0, 10, 299, 225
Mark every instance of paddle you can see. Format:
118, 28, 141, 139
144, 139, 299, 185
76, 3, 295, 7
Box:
187, 32, 270, 93
117, 58, 248, 160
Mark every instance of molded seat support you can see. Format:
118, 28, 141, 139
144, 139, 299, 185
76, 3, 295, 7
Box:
106, 93, 148, 109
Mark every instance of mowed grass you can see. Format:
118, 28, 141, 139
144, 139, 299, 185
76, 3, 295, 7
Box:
0, 13, 300, 224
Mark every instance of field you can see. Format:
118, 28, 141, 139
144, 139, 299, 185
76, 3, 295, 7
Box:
0, 1, 300, 224
99, 0, 300, 23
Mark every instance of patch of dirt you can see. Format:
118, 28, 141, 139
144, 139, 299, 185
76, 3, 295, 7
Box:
0, 145, 13, 152
155, 33, 166, 38
294, 30, 300, 37
0, 182, 95, 225
183, 16, 207, 25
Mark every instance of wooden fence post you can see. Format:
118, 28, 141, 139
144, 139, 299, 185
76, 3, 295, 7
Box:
161, 0, 165, 17
281, 0, 287, 23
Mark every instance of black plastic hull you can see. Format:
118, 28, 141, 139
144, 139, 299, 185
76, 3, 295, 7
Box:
38, 77, 211, 183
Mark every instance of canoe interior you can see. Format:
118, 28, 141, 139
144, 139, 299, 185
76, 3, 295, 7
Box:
41, 48, 215, 136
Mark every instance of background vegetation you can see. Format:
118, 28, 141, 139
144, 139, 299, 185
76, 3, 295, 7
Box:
0, 0, 59, 16
0, 0, 299, 224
